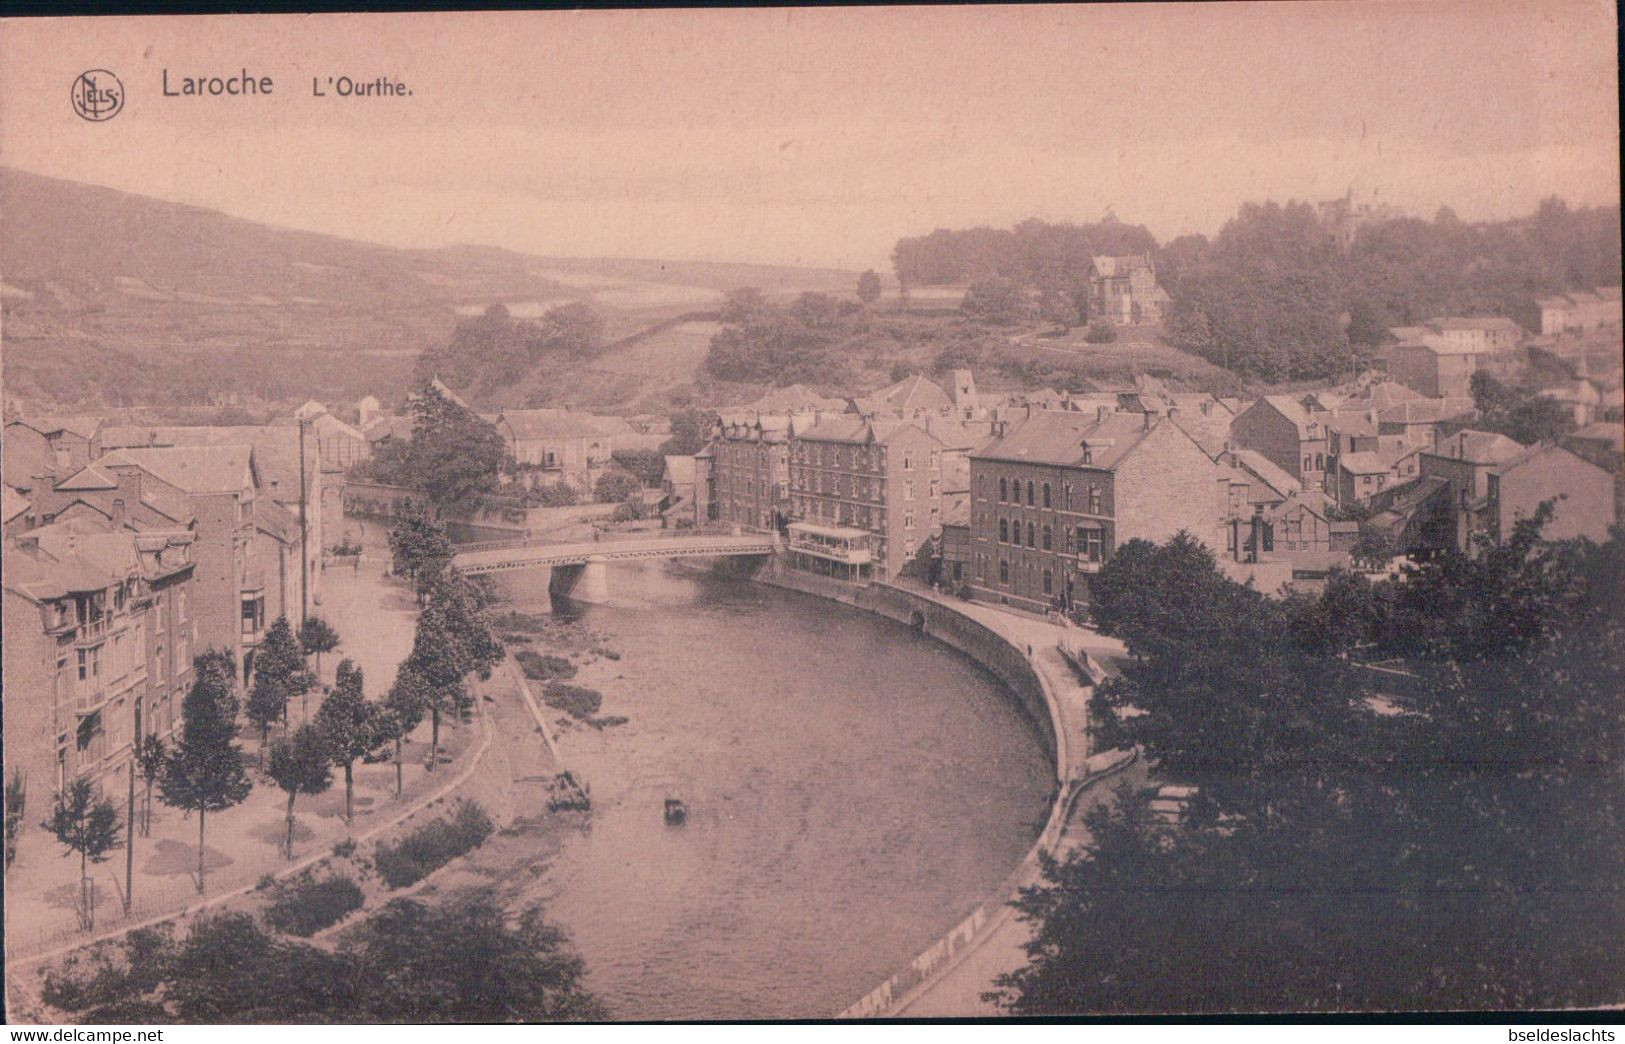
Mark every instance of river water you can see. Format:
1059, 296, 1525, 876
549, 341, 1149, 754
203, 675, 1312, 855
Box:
495, 562, 1053, 1021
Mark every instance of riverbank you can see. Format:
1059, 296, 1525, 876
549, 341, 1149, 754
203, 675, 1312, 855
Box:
755, 562, 1140, 1018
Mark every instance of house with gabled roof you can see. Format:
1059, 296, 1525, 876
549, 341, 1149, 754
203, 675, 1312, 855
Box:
968, 410, 1220, 612
1230, 395, 1331, 491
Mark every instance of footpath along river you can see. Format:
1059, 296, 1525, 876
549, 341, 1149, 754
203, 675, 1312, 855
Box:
487, 560, 1052, 1020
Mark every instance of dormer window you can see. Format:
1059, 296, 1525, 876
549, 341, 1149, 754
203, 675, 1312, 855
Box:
1081, 445, 1093, 465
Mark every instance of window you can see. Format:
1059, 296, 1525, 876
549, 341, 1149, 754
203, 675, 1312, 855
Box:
1087, 485, 1102, 514
1064, 528, 1073, 552
904, 481, 914, 501
999, 478, 1008, 502
1304, 455, 1313, 472
1042, 483, 1051, 508
999, 559, 1009, 583
1026, 522, 1036, 547
1082, 446, 1093, 465
1042, 570, 1053, 595
154, 592, 165, 634
999, 519, 1009, 543
1316, 453, 1325, 470
1026, 481, 1036, 505
903, 454, 913, 470
1078, 527, 1104, 562
1042, 525, 1052, 551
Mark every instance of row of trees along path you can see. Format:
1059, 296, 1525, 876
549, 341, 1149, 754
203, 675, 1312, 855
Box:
23, 528, 505, 937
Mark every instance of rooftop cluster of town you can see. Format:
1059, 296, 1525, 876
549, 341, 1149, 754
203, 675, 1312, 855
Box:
4, 284, 1621, 807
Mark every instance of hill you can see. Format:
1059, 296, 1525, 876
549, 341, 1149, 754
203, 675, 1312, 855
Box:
0, 169, 855, 411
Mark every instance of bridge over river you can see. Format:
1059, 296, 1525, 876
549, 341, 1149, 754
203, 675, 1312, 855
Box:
451, 529, 780, 601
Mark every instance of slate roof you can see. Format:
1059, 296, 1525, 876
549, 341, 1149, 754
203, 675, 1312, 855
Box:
496, 409, 620, 441
852, 375, 952, 417
1432, 429, 1528, 464
972, 410, 1158, 469
3, 485, 30, 525
103, 425, 307, 500
1338, 451, 1391, 475
738, 384, 844, 414
98, 445, 257, 495
1230, 449, 1299, 500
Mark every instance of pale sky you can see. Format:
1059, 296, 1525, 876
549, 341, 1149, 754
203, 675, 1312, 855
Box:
1, 3, 1618, 270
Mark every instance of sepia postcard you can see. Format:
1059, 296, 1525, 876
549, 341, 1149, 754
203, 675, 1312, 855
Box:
0, 3, 1620, 1028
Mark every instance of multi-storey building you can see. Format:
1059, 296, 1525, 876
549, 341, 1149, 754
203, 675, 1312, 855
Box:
788, 416, 948, 578
39, 446, 282, 686
1230, 395, 1331, 492
2, 415, 105, 494
101, 424, 323, 616
968, 411, 1220, 613
2, 522, 195, 802
705, 413, 808, 531
1087, 255, 1170, 325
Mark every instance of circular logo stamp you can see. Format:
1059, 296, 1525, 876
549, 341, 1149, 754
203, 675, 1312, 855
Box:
71, 70, 124, 122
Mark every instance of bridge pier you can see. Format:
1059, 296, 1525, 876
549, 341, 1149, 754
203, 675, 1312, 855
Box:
549, 559, 611, 604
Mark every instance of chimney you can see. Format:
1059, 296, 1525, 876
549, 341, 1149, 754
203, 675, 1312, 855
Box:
1097, 405, 1111, 422
1143, 412, 1153, 431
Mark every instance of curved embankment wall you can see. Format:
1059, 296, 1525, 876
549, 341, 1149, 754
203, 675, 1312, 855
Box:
756, 564, 1084, 1017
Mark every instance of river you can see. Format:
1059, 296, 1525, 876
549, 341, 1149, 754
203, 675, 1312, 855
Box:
493, 561, 1053, 1020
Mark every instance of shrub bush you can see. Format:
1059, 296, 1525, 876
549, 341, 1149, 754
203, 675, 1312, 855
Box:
1083, 319, 1118, 343
514, 650, 577, 681
541, 683, 603, 719
374, 800, 495, 889
262, 871, 364, 936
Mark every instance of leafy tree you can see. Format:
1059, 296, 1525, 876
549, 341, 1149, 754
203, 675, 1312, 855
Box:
41, 892, 604, 1022
593, 470, 641, 504
369, 381, 507, 508
248, 616, 309, 743
857, 269, 883, 305
961, 278, 1033, 325
298, 616, 340, 681
997, 524, 1625, 1013
1082, 318, 1117, 343
404, 604, 474, 772
528, 482, 580, 508
659, 407, 719, 457
1351, 522, 1395, 571
4, 769, 26, 873
313, 660, 384, 823
388, 501, 454, 588
1038, 286, 1080, 329
159, 656, 253, 893
719, 286, 769, 324
610, 448, 667, 487
133, 734, 166, 837
1459, 371, 1578, 446
44, 779, 122, 929
383, 664, 432, 797
266, 725, 332, 859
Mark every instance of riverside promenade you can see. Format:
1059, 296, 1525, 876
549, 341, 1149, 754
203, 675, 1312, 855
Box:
883, 583, 1145, 1018
761, 568, 1144, 1019
2, 560, 486, 977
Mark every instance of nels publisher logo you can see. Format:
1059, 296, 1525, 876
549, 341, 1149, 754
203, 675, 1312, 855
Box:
71, 69, 124, 122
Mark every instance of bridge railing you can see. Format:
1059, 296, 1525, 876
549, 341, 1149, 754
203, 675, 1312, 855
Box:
455, 524, 775, 555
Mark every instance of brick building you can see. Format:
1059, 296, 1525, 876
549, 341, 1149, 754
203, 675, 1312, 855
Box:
36, 446, 286, 686
1229, 395, 1331, 491
788, 415, 948, 578
968, 411, 1220, 613
2, 523, 195, 803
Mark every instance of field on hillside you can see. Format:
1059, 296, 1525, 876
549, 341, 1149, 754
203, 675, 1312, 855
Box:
0, 169, 855, 412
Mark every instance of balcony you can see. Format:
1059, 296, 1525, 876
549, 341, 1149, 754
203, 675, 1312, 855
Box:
1072, 555, 1105, 574
787, 522, 873, 565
